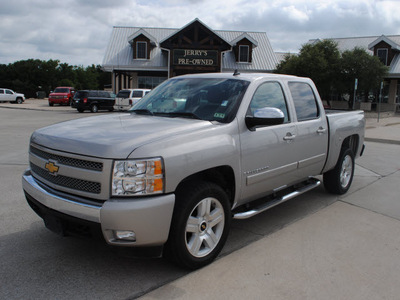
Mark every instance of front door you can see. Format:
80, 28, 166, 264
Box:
240, 81, 298, 202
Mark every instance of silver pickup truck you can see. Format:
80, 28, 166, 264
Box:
22, 73, 365, 269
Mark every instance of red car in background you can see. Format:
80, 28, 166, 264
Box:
48, 87, 75, 106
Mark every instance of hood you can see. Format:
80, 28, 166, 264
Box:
31, 113, 213, 159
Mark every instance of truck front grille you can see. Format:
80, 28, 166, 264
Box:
31, 163, 101, 194
29, 144, 111, 200
30, 145, 103, 171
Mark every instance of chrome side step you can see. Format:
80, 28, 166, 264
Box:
233, 178, 321, 220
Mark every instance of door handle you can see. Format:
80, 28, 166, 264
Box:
283, 133, 296, 141
317, 127, 327, 134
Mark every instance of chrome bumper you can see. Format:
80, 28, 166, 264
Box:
22, 169, 175, 246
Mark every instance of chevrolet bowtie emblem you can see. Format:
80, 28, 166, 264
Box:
45, 161, 59, 175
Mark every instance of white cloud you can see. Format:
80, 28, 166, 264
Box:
0, 0, 399, 66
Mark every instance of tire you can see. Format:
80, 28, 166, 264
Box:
91, 104, 99, 113
16, 98, 23, 104
49, 102, 54, 106
77, 108, 84, 113
165, 181, 231, 270
90, 104, 99, 113
323, 148, 355, 195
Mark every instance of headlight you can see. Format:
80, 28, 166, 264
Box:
112, 158, 164, 196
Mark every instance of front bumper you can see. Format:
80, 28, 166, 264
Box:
22, 169, 175, 246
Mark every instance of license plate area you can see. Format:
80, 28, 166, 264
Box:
44, 215, 66, 236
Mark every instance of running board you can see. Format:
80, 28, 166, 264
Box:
233, 178, 321, 220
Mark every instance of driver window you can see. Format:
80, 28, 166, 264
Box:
248, 82, 289, 123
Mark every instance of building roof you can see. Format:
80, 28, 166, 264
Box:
102, 22, 279, 73
309, 35, 400, 77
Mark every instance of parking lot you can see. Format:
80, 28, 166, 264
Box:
1, 101, 400, 299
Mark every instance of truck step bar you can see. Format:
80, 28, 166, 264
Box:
233, 178, 321, 220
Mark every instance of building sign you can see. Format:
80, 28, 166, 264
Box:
173, 49, 218, 66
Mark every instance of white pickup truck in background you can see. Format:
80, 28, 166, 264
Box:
0, 88, 25, 104
22, 72, 365, 269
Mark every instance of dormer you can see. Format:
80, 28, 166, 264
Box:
231, 33, 258, 63
128, 29, 157, 60
368, 35, 400, 66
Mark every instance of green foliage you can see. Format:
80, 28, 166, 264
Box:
340, 47, 388, 93
276, 40, 341, 100
275, 40, 388, 106
0, 59, 111, 98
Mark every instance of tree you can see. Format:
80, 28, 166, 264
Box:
275, 40, 341, 102
0, 60, 111, 98
339, 47, 388, 108
275, 40, 389, 109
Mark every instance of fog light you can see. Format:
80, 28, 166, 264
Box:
114, 230, 136, 241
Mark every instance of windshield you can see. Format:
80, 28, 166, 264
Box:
131, 77, 249, 123
54, 88, 70, 93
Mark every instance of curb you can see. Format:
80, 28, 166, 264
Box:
364, 137, 400, 145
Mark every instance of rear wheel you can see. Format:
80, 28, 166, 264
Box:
165, 181, 231, 269
91, 104, 98, 113
323, 148, 355, 194
77, 108, 84, 113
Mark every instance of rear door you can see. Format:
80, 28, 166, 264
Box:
0, 89, 5, 102
288, 81, 328, 178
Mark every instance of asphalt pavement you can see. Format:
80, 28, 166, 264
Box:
2, 99, 400, 299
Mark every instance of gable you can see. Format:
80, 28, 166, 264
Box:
160, 19, 231, 51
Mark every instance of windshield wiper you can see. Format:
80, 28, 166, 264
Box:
132, 109, 154, 116
162, 112, 202, 120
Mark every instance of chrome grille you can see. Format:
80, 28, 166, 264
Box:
30, 145, 103, 171
31, 163, 101, 194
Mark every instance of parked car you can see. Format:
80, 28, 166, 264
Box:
71, 90, 115, 113
0, 88, 25, 104
114, 88, 151, 111
22, 73, 365, 269
48, 87, 75, 106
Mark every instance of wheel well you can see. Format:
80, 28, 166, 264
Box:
342, 134, 359, 154
176, 166, 236, 207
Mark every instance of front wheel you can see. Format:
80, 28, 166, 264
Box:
165, 181, 231, 269
323, 148, 355, 194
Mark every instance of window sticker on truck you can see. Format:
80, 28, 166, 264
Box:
214, 113, 225, 118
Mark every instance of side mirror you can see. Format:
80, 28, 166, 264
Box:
245, 107, 285, 131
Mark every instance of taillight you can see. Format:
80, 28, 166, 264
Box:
129, 100, 132, 105
83, 98, 87, 103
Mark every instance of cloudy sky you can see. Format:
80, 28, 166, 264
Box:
1, 0, 400, 66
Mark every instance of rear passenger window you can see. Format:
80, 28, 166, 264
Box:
288, 82, 319, 121
248, 81, 289, 123
99, 91, 109, 98
132, 91, 143, 97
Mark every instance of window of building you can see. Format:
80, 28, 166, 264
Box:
136, 42, 147, 59
248, 81, 290, 123
239, 45, 250, 62
288, 82, 319, 121
138, 76, 167, 89
377, 48, 388, 65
